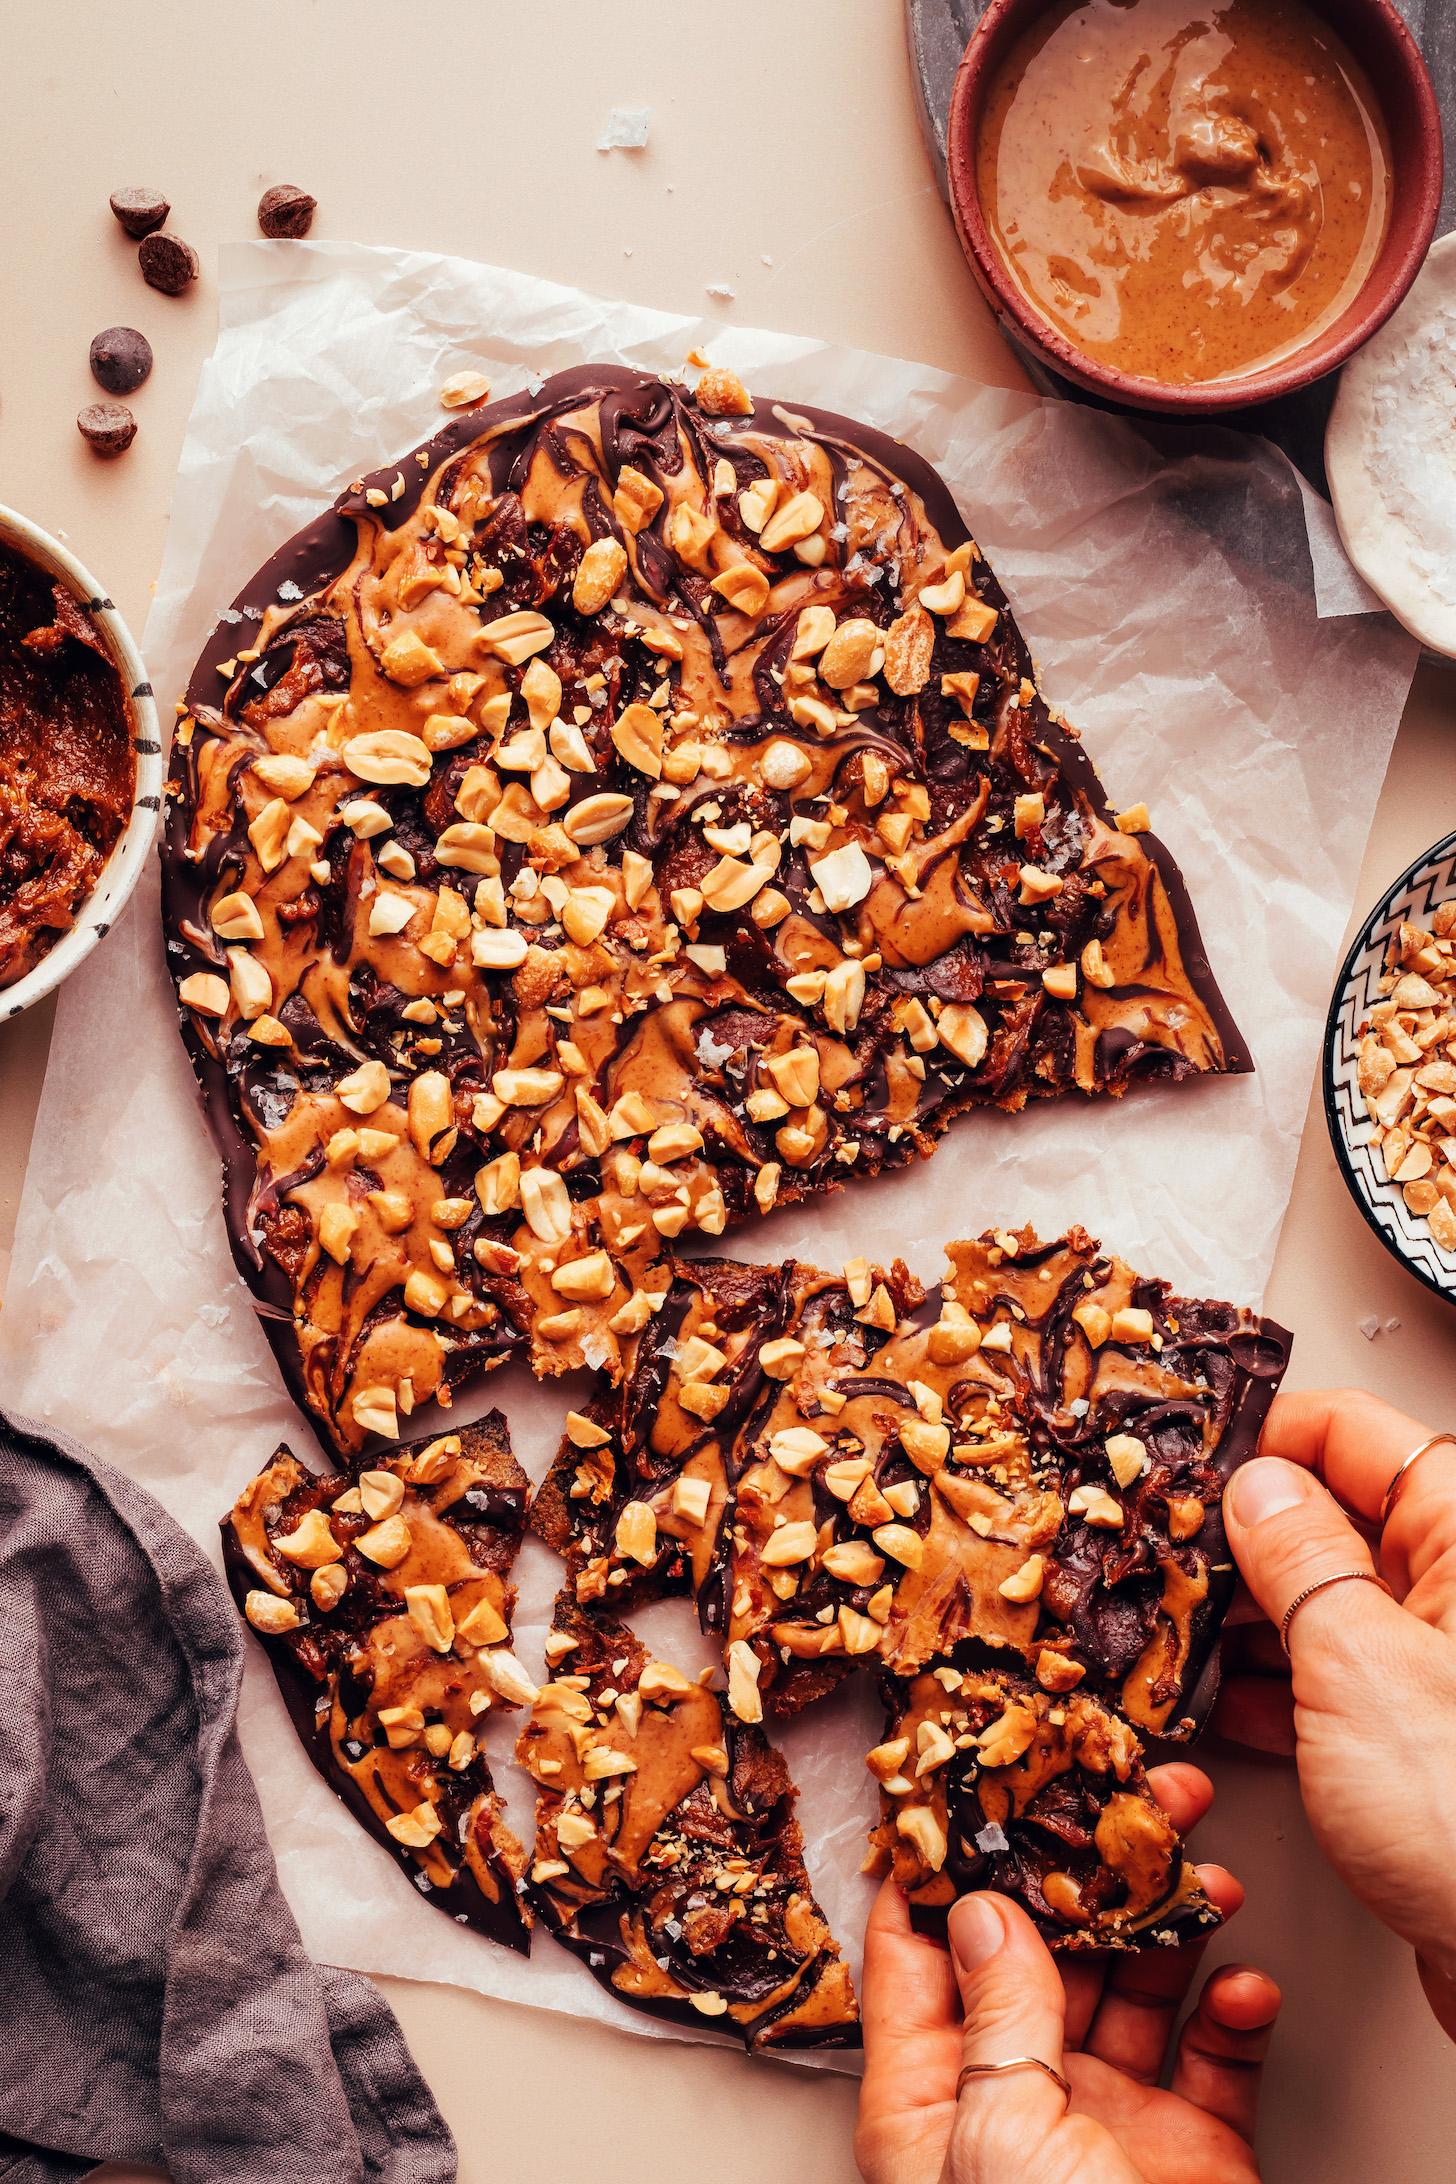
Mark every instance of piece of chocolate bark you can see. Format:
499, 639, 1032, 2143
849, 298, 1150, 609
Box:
222, 1414, 534, 1951
516, 1594, 859, 2050
538, 1228, 1289, 1739
866, 1658, 1219, 1950
528, 1252, 805, 1615
163, 364, 1249, 1456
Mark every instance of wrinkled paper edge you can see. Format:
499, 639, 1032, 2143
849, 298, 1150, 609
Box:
1, 241, 1419, 2072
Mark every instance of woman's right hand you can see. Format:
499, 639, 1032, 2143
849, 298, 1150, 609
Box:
1218, 1388, 1456, 2038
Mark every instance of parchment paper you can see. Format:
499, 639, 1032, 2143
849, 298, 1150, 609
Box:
0, 241, 1419, 2068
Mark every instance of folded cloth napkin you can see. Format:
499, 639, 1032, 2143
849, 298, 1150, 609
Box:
0, 1407, 457, 2184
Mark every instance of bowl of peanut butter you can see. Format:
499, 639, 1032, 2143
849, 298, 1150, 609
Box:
0, 506, 162, 1023
947, 0, 1442, 412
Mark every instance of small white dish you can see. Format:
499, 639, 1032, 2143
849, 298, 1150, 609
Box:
1324, 829, 1456, 1306
0, 504, 163, 1024
1326, 232, 1456, 656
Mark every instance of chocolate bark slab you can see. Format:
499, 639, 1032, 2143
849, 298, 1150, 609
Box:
221, 1414, 534, 1952
537, 1228, 1289, 1740
163, 365, 1249, 1456
517, 1593, 859, 2050
866, 1657, 1219, 1950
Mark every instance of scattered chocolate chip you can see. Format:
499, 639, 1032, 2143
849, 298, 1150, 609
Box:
89, 326, 153, 396
257, 183, 317, 240
138, 232, 199, 296
108, 186, 170, 239
77, 402, 138, 456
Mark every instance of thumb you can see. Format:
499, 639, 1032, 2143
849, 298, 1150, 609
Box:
1223, 1457, 1398, 1673
944, 1894, 1071, 2175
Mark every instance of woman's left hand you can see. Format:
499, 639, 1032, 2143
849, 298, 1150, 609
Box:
855, 1764, 1280, 2184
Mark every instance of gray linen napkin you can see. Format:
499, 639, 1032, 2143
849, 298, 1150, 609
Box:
0, 1407, 457, 2184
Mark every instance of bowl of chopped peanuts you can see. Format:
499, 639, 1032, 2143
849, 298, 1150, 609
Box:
1325, 831, 1456, 1301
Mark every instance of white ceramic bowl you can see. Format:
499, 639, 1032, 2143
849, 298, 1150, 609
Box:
0, 503, 163, 1023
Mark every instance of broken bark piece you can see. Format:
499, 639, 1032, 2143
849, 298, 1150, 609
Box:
163, 366, 1249, 1457
867, 1656, 1219, 1950
517, 1593, 859, 2050
529, 1253, 803, 1616
220, 1413, 534, 1952
537, 1228, 1287, 1738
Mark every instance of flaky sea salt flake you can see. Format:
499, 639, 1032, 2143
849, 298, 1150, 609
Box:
598, 106, 651, 152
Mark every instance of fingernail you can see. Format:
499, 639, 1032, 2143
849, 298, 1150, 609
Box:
949, 1895, 1003, 1971
1229, 1457, 1311, 1528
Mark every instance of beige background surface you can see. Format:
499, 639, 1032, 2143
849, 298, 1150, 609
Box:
3, 3, 1455, 2177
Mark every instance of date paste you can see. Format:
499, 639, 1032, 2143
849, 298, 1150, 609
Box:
0, 537, 135, 987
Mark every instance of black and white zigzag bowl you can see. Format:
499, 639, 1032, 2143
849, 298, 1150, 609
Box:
0, 503, 162, 1024
1324, 831, 1456, 1306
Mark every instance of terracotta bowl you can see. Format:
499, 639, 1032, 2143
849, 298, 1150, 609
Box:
946, 0, 1444, 415
0, 505, 163, 1024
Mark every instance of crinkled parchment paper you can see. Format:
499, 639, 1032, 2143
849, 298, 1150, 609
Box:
0, 242, 1419, 2068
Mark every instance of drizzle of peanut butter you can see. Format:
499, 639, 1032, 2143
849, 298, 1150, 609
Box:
880, 1667, 1213, 1940
976, 0, 1391, 384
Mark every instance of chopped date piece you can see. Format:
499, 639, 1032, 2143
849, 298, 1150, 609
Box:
517, 1593, 859, 2049
221, 1413, 534, 1952
535, 1227, 1288, 1740
163, 366, 1249, 1455
866, 1658, 1219, 1950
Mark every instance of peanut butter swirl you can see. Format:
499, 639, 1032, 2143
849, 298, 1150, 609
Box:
517, 1594, 858, 2049
220, 1412, 535, 1952
164, 365, 1249, 1456
533, 1226, 1288, 1739
866, 1660, 1218, 1949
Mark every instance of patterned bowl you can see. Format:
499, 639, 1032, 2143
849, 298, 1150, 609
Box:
1324, 830, 1456, 1304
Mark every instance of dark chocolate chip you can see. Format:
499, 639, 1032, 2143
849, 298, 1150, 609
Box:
138, 232, 199, 296
89, 325, 153, 396
77, 402, 138, 456
257, 184, 317, 240
108, 186, 170, 239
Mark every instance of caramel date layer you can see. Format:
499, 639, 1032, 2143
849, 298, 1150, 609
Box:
867, 1659, 1219, 1949
518, 1593, 858, 2050
535, 1227, 1288, 1738
164, 366, 1248, 1455
221, 1414, 534, 1952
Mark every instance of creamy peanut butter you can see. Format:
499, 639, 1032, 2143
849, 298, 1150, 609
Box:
976, 0, 1391, 384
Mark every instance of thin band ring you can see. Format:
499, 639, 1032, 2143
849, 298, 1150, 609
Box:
1280, 1570, 1392, 1653
957, 2055, 1072, 2106
1380, 1432, 1456, 1528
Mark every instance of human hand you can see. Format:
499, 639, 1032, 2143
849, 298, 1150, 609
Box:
1217, 1387, 1456, 2039
856, 1765, 1279, 2184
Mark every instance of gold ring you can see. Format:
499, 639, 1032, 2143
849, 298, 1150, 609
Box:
1280, 1570, 1391, 1653
957, 2055, 1071, 2105
1380, 1433, 1456, 1528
